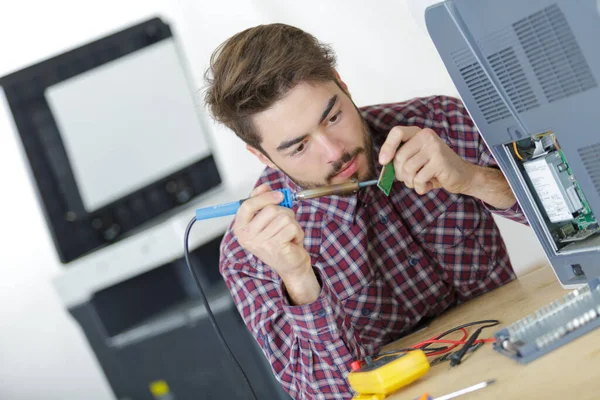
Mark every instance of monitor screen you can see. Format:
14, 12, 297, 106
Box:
46, 39, 211, 213
0, 18, 222, 263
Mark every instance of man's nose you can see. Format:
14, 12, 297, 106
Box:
316, 132, 344, 163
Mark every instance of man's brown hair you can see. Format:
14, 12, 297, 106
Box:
204, 23, 337, 153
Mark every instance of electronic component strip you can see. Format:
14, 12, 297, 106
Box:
493, 277, 600, 363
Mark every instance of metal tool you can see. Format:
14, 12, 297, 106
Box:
295, 179, 377, 200
418, 379, 496, 400
195, 180, 378, 221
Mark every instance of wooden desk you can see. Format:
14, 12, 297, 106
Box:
383, 264, 600, 399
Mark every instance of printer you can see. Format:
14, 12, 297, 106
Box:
0, 17, 289, 400
425, 0, 600, 289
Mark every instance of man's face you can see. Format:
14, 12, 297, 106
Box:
251, 81, 375, 189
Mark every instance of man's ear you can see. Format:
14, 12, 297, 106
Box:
246, 144, 279, 170
334, 69, 349, 94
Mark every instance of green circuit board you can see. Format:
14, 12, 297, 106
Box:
377, 163, 395, 196
557, 149, 598, 231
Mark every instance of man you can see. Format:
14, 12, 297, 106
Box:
204, 23, 527, 399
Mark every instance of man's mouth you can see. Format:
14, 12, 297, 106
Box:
333, 155, 359, 179
326, 148, 365, 182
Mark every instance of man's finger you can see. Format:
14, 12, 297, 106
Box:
245, 206, 296, 241
401, 150, 430, 177
413, 160, 437, 195
379, 127, 405, 165
394, 139, 427, 181
235, 191, 284, 228
255, 210, 297, 243
378, 126, 421, 165
276, 223, 304, 247
242, 204, 282, 239
250, 183, 271, 197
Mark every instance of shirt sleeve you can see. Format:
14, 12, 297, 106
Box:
427, 95, 529, 226
220, 260, 364, 400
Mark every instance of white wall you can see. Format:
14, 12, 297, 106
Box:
0, 1, 547, 399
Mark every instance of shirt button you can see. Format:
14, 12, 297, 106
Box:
408, 256, 418, 266
318, 309, 327, 317
379, 214, 389, 224
436, 296, 445, 304
361, 308, 372, 316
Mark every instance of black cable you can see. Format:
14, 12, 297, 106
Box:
376, 319, 502, 359
375, 346, 448, 357
431, 319, 500, 340
449, 321, 499, 367
420, 319, 500, 352
184, 217, 258, 400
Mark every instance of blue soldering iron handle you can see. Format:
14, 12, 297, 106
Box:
195, 200, 243, 220
195, 188, 294, 221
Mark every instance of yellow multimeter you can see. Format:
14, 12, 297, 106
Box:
347, 350, 430, 400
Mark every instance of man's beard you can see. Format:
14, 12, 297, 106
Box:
280, 118, 377, 191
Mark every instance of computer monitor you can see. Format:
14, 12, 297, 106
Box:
425, 0, 600, 287
0, 18, 221, 263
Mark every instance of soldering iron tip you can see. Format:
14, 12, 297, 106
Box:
358, 179, 378, 188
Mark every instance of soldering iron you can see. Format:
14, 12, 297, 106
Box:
195, 179, 378, 220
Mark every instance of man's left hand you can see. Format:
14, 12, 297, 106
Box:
378, 126, 476, 195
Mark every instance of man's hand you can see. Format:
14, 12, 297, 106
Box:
234, 184, 320, 305
378, 126, 476, 195
378, 126, 516, 209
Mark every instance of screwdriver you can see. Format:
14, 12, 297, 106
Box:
195, 180, 378, 220
417, 379, 496, 400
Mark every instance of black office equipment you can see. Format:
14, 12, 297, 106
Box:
1, 17, 290, 399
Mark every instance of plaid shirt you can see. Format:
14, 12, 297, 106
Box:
219, 95, 527, 400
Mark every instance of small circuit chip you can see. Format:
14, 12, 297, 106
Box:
377, 163, 395, 196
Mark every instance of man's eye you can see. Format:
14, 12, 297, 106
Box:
327, 110, 342, 125
292, 142, 306, 155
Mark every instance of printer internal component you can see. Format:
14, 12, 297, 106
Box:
510, 132, 600, 251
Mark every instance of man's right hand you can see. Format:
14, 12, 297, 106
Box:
233, 184, 320, 305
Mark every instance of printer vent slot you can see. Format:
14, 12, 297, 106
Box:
487, 47, 540, 113
579, 143, 600, 196
454, 48, 511, 124
513, 4, 598, 103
